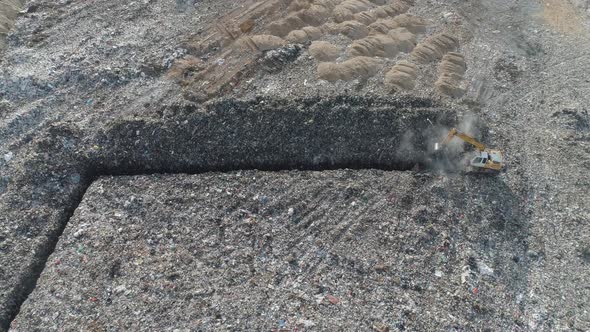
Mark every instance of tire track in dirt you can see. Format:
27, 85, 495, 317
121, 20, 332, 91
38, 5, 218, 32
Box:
303, 197, 384, 277
286, 193, 353, 262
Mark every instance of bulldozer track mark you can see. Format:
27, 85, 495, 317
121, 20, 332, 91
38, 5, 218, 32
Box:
304, 197, 382, 277
293, 188, 335, 225
216, 23, 237, 40
286, 200, 343, 252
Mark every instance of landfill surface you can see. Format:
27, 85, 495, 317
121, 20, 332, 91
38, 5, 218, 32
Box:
12, 172, 528, 331
1, 0, 590, 331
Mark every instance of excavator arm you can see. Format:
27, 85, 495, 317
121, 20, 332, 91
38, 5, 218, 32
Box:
440, 128, 486, 151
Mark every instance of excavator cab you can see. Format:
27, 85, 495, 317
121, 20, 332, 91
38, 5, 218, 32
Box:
435, 128, 505, 173
469, 150, 504, 171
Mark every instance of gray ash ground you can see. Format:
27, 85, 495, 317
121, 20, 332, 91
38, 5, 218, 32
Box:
13, 171, 527, 331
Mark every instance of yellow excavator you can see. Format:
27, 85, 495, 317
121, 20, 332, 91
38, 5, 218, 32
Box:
435, 128, 505, 173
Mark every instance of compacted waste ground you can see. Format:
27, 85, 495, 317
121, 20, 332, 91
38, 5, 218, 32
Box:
11, 171, 527, 331
2, 0, 590, 330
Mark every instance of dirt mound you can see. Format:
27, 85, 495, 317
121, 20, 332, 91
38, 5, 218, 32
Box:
347, 34, 399, 58
287, 0, 311, 12
317, 56, 382, 81
156, 0, 426, 99
384, 60, 417, 91
298, 4, 332, 26
380, 1, 412, 17
309, 41, 341, 61
282, 0, 346, 32
269, 14, 307, 37
333, 0, 375, 23
354, 9, 384, 25
285, 26, 323, 43
387, 27, 416, 53
242, 35, 287, 52
369, 19, 399, 34
439, 51, 467, 75
411, 33, 458, 63
435, 52, 467, 98
313, 0, 343, 10
369, 14, 426, 34
390, 13, 427, 33
335, 20, 370, 39
353, 0, 411, 24
270, 0, 341, 38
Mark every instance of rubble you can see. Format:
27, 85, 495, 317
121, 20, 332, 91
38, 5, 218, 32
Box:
0, 95, 454, 329
259, 44, 302, 73
12, 170, 529, 331
0, 0, 589, 330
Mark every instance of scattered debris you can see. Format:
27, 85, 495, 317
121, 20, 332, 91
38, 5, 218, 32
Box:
3, 151, 13, 162
260, 44, 302, 73
477, 261, 494, 276
325, 294, 341, 305
372, 322, 391, 332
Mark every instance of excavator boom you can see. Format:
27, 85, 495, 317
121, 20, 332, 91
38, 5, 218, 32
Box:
441, 128, 485, 151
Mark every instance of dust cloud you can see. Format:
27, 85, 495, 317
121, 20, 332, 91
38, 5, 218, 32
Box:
419, 114, 481, 173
